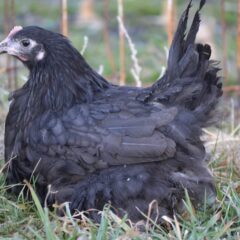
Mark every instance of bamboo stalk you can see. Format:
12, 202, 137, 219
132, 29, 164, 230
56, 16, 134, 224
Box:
118, 0, 126, 86
4, 0, 9, 35
103, 0, 116, 76
11, 0, 18, 89
224, 85, 240, 92
4, 0, 13, 91
79, 0, 95, 23
221, 0, 228, 82
167, 0, 175, 47
238, 0, 240, 81
61, 0, 68, 36
10, 0, 15, 27
0, 66, 19, 74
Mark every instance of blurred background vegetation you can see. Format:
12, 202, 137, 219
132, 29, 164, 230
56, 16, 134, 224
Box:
0, 0, 238, 113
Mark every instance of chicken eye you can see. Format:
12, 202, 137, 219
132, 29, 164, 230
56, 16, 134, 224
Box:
21, 39, 30, 47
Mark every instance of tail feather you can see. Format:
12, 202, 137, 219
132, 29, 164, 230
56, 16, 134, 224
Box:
185, 0, 205, 47
138, 0, 222, 127
168, 0, 192, 77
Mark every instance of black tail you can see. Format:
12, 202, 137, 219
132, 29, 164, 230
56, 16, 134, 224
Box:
138, 0, 222, 127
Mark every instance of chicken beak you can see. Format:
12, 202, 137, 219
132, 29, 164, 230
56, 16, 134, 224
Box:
0, 26, 23, 54
0, 38, 9, 54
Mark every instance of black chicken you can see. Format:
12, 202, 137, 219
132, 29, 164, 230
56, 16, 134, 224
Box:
1, 0, 222, 221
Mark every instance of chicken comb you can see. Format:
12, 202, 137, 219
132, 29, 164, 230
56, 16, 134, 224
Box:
7, 26, 23, 38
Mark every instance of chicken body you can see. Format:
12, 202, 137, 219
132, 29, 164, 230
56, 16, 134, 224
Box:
2, 0, 222, 221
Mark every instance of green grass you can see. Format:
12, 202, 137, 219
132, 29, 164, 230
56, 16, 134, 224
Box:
0, 135, 240, 239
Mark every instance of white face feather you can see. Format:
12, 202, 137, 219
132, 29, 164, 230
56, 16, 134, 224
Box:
0, 26, 46, 63
36, 50, 45, 61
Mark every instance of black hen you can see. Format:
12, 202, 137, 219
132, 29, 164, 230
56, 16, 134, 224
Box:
1, 0, 222, 221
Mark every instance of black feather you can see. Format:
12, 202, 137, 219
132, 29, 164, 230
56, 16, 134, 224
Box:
185, 0, 206, 47
3, 0, 221, 223
199, 0, 206, 10
168, 0, 192, 74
